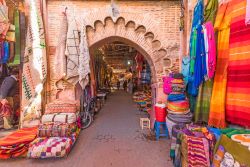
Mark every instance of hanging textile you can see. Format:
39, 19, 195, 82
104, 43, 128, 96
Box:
78, 25, 90, 89
2, 41, 9, 63
209, 1, 233, 128
20, 12, 26, 62
21, 0, 47, 126
65, 16, 80, 85
9, 9, 20, 66
194, 79, 213, 123
205, 22, 216, 79
194, 24, 206, 88
0, 0, 9, 39
246, 0, 250, 25
188, 0, 204, 97
226, 0, 250, 127
54, 11, 68, 80
204, 0, 218, 24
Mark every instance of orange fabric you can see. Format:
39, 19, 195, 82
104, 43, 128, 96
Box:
208, 2, 233, 128
0, 127, 37, 146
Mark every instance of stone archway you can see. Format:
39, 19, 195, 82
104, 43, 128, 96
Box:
78, 9, 179, 101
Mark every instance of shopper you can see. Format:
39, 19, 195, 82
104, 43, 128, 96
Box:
123, 80, 128, 91
117, 80, 120, 90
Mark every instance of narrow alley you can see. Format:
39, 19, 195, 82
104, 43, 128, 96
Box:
1, 91, 173, 167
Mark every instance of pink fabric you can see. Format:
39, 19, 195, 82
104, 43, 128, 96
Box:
246, 0, 250, 25
163, 76, 173, 94
204, 22, 216, 79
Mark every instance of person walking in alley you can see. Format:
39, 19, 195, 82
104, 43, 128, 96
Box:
123, 80, 127, 91
117, 80, 120, 90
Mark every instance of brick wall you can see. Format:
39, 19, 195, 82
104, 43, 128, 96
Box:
46, 0, 181, 102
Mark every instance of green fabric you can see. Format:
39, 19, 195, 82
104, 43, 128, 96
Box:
204, 0, 218, 24
220, 128, 250, 138
214, 135, 250, 166
194, 79, 213, 123
190, 29, 197, 74
9, 10, 20, 66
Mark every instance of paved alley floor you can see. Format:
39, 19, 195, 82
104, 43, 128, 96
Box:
1, 91, 173, 167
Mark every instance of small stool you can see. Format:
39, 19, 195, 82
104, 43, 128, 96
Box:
154, 121, 169, 140
140, 118, 150, 129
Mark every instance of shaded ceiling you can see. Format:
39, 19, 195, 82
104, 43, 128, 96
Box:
99, 41, 136, 69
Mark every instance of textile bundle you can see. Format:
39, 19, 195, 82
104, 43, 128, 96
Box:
45, 100, 77, 114
28, 133, 78, 159
28, 100, 80, 159
165, 73, 193, 125
0, 127, 37, 159
169, 124, 216, 167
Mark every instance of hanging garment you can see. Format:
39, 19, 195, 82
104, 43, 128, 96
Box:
194, 79, 213, 123
65, 16, 82, 85
2, 41, 9, 63
78, 26, 90, 89
9, 9, 20, 66
181, 56, 190, 85
226, 0, 250, 128
54, 12, 68, 80
189, 29, 197, 75
209, 1, 232, 128
246, 0, 250, 25
21, 0, 47, 126
204, 0, 218, 24
205, 22, 216, 79
194, 24, 206, 88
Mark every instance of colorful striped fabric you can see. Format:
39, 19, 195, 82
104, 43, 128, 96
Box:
209, 2, 233, 128
0, 127, 37, 159
226, 0, 250, 128
186, 135, 211, 167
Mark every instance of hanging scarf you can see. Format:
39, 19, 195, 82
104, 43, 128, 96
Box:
21, 0, 47, 127
204, 0, 218, 24
2, 41, 9, 63
65, 16, 80, 85
78, 25, 90, 89
9, 9, 20, 66
54, 11, 68, 80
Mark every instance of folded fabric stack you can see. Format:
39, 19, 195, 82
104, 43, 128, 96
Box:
0, 127, 37, 159
28, 100, 80, 159
165, 73, 193, 127
169, 124, 216, 167
133, 91, 152, 114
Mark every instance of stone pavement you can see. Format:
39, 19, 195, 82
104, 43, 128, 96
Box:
0, 91, 173, 167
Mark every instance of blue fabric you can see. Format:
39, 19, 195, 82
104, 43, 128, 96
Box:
188, 0, 204, 94
182, 56, 190, 85
208, 127, 221, 140
167, 93, 186, 102
187, 75, 198, 96
194, 25, 206, 88
2, 42, 9, 64
192, 0, 204, 29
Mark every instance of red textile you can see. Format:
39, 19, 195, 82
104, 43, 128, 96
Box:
226, 0, 250, 127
